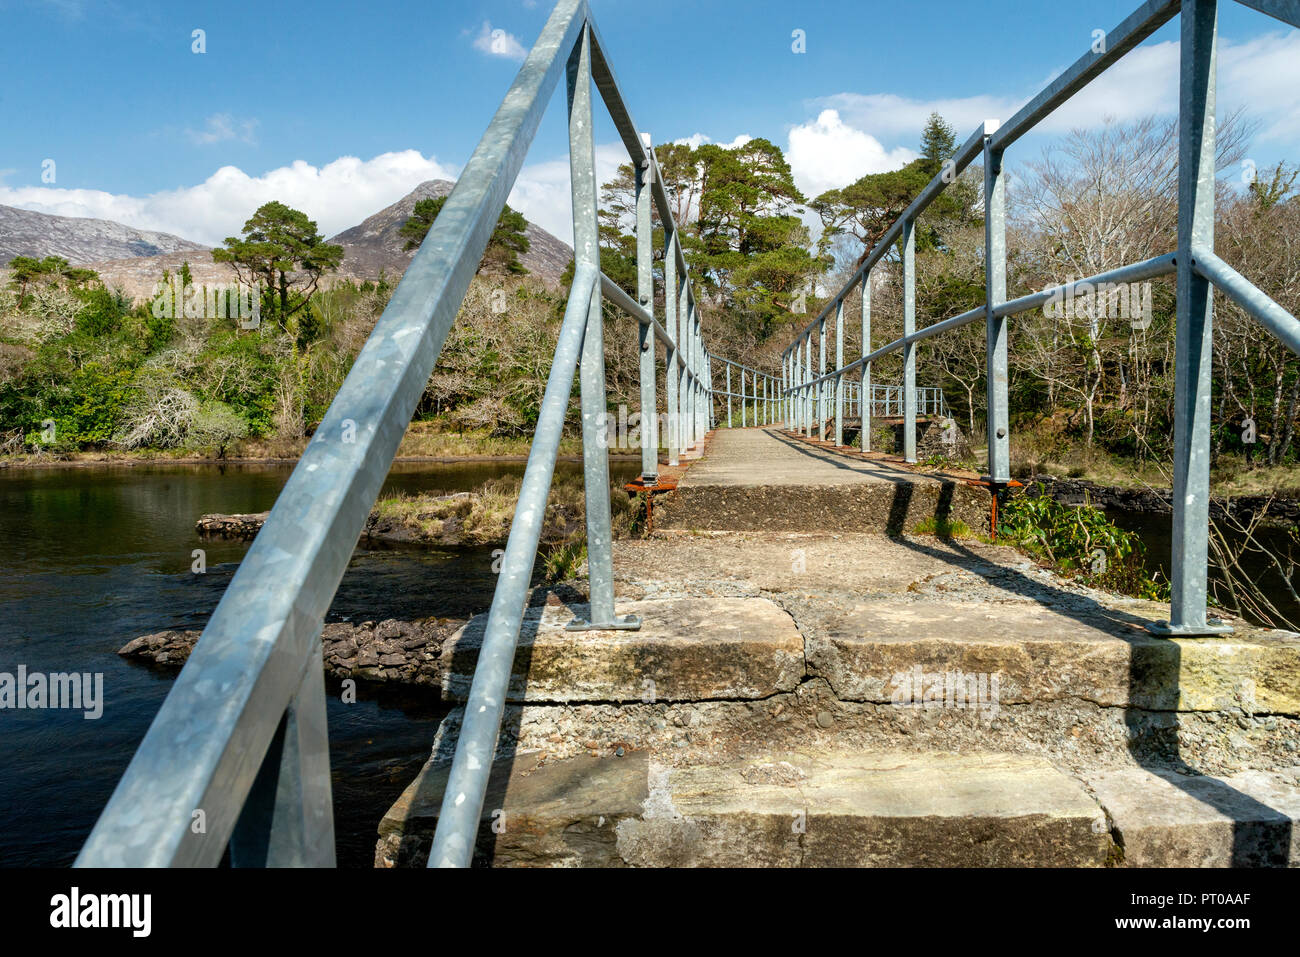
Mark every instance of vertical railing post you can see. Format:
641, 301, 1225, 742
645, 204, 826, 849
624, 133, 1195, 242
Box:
902, 216, 917, 463
861, 270, 872, 453
835, 298, 845, 446
743, 366, 754, 426
782, 353, 788, 427
804, 336, 813, 436
665, 232, 679, 466
566, 21, 636, 632
678, 283, 689, 451
635, 131, 658, 485
818, 320, 827, 441
984, 121, 1010, 484
1156, 0, 1229, 636
228, 643, 335, 867
691, 313, 700, 441
683, 298, 694, 448
690, 309, 700, 443
726, 362, 733, 427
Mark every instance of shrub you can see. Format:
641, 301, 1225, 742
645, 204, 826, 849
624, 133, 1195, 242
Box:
997, 484, 1169, 600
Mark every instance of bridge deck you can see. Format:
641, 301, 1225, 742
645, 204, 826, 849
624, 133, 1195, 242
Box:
680, 427, 919, 487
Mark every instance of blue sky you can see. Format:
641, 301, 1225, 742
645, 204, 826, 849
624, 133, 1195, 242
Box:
2, 0, 1297, 246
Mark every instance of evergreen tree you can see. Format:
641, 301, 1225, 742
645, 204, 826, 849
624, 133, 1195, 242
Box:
919, 111, 957, 177
401, 196, 531, 275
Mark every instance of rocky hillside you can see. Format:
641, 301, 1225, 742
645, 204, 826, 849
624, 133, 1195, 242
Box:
327, 179, 572, 286
0, 204, 206, 267
31, 181, 574, 302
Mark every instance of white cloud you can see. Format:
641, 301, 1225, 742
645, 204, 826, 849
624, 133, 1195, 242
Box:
506, 141, 628, 243
472, 21, 527, 60
185, 113, 258, 146
673, 132, 754, 150
811, 30, 1300, 156
1221, 30, 1300, 142
0, 144, 627, 251
0, 150, 460, 246
786, 109, 916, 197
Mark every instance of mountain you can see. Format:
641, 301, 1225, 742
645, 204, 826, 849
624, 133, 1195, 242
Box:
15, 181, 573, 301
0, 205, 207, 267
326, 180, 572, 285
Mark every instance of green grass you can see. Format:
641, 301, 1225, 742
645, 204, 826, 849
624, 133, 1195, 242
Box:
911, 516, 973, 539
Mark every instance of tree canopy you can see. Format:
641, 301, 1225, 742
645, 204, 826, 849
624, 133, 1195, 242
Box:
212, 201, 343, 331
400, 196, 531, 275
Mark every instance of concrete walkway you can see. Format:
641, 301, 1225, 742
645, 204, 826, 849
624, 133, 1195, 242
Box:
661, 427, 992, 535
681, 427, 919, 487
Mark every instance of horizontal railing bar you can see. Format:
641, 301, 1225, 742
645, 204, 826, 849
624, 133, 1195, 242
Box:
587, 21, 694, 287
787, 121, 993, 351
75, 0, 588, 868
1193, 247, 1300, 355
993, 252, 1178, 318
989, 0, 1181, 152
711, 355, 776, 378
429, 266, 599, 868
598, 271, 682, 364
787, 252, 1181, 395
1235, 0, 1300, 28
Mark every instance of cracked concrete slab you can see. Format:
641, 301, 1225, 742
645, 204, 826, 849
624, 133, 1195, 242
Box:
440, 596, 805, 703
376, 749, 1114, 867
806, 598, 1300, 713
1086, 765, 1300, 866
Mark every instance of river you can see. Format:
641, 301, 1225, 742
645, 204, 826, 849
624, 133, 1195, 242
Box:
0, 459, 638, 868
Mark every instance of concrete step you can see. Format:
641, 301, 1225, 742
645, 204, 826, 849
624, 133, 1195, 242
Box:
432, 585, 1300, 771
376, 749, 1118, 868
376, 747, 1300, 867
440, 596, 804, 703
656, 479, 992, 537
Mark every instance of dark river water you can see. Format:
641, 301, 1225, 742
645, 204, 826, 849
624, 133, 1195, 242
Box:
0, 458, 638, 868
1105, 508, 1300, 629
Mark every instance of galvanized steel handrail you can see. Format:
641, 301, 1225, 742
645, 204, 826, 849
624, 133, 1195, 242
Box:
780, 0, 1300, 638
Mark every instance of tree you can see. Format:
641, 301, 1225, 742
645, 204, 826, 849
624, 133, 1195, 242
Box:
919, 111, 957, 177
6, 255, 99, 305
213, 201, 343, 331
6, 256, 48, 305
400, 196, 531, 275
811, 114, 978, 263
682, 137, 825, 339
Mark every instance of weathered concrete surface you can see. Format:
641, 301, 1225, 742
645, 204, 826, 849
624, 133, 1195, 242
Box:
440, 596, 804, 703
376, 750, 650, 868
422, 676, 1300, 781
1086, 765, 1300, 866
656, 428, 991, 535
618, 751, 1112, 867
377, 749, 1114, 867
806, 599, 1300, 713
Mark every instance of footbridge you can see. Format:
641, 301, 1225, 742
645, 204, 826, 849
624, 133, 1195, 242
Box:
76, 0, 1300, 868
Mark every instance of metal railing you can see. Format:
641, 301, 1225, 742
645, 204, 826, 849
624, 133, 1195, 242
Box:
76, 0, 755, 867
780, 0, 1300, 637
